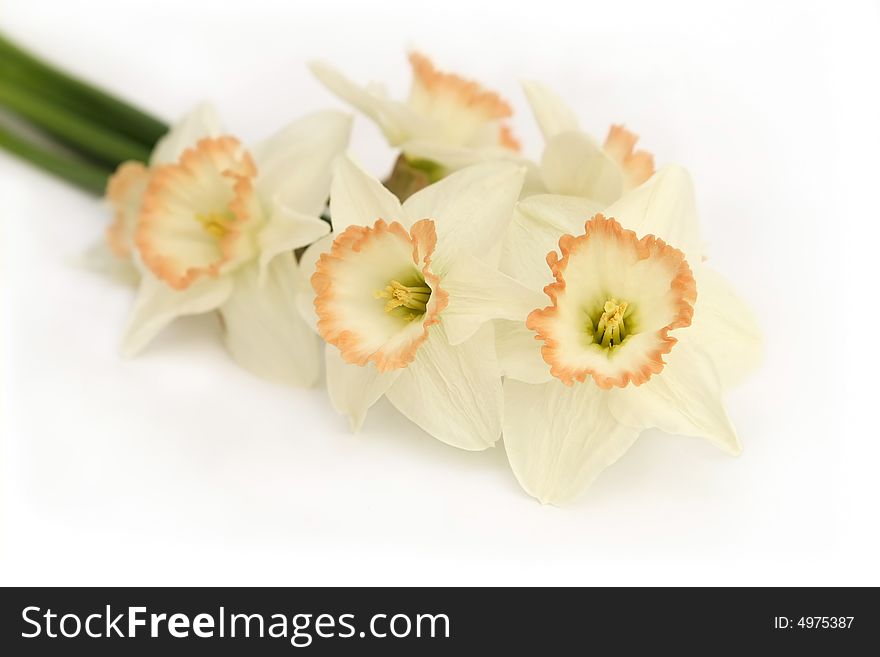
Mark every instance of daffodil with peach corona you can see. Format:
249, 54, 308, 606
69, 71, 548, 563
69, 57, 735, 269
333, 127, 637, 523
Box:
120, 107, 352, 387
303, 156, 535, 449
309, 52, 522, 191
497, 167, 762, 503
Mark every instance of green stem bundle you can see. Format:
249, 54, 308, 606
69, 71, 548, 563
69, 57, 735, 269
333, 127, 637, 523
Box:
0, 32, 170, 193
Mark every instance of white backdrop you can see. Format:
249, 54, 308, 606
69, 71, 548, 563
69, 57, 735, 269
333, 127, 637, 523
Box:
1, 0, 878, 586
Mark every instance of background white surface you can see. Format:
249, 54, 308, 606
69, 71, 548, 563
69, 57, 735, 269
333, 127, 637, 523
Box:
1, 0, 878, 586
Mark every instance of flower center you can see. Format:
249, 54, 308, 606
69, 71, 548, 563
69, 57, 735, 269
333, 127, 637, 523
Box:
375, 278, 432, 320
195, 210, 235, 239
588, 298, 630, 349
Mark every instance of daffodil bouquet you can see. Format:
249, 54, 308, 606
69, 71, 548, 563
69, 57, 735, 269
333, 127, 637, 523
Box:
1, 34, 761, 504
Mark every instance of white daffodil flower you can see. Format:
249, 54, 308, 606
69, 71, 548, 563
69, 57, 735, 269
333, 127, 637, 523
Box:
302, 155, 534, 449
498, 167, 762, 504
309, 52, 522, 175
522, 81, 655, 205
119, 106, 352, 388
94, 104, 227, 282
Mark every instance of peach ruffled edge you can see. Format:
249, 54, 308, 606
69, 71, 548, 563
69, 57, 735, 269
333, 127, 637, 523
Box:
527, 214, 696, 389
603, 124, 655, 189
105, 161, 151, 259
135, 136, 257, 291
409, 51, 521, 152
312, 218, 449, 373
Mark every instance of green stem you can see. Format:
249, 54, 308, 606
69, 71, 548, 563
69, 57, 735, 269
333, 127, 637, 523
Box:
0, 81, 152, 165
0, 123, 111, 194
0, 32, 168, 147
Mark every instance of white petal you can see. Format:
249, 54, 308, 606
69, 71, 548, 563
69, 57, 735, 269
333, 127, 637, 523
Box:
540, 130, 624, 205
121, 272, 233, 357
329, 155, 405, 233
521, 81, 579, 139
603, 165, 703, 264
689, 266, 763, 388
77, 240, 139, 286
607, 338, 741, 454
257, 207, 329, 283
149, 103, 224, 166
441, 255, 546, 345
503, 378, 640, 504
220, 257, 320, 387
495, 319, 552, 384
251, 110, 352, 214
500, 195, 603, 290
399, 139, 529, 173
402, 161, 525, 274
308, 61, 427, 145
325, 344, 401, 431
385, 323, 502, 450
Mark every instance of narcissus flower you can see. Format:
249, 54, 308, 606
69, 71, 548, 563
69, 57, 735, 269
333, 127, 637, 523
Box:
120, 107, 352, 387
303, 156, 534, 449
309, 52, 522, 177
498, 167, 761, 504
97, 105, 226, 280
522, 81, 655, 205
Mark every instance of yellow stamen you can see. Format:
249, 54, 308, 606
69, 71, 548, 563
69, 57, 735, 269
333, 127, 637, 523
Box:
195, 211, 232, 238
374, 280, 431, 314
593, 298, 628, 348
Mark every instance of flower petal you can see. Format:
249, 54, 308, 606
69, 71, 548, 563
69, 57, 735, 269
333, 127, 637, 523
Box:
688, 266, 763, 389
500, 194, 604, 291
521, 80, 579, 139
297, 233, 336, 332
329, 155, 405, 233
385, 323, 502, 450
149, 103, 224, 166
251, 110, 352, 214
503, 378, 640, 504
603, 165, 703, 264
308, 61, 427, 145
495, 319, 552, 384
402, 161, 525, 273
121, 273, 233, 357
257, 207, 329, 283
607, 338, 741, 454
325, 344, 402, 431
220, 257, 320, 387
540, 130, 624, 205
441, 255, 546, 345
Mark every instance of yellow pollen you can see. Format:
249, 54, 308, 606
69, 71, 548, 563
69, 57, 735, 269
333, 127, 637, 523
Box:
375, 280, 431, 314
593, 298, 628, 348
195, 211, 232, 238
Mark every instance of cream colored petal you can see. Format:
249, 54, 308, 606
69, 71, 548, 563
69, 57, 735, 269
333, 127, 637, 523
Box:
540, 130, 624, 205
503, 378, 640, 504
220, 257, 320, 387
521, 80, 579, 139
251, 110, 352, 214
329, 155, 405, 233
500, 195, 603, 291
399, 139, 531, 174
257, 207, 329, 283
149, 103, 224, 166
495, 319, 552, 384
603, 165, 703, 264
308, 61, 427, 145
402, 161, 525, 274
121, 272, 233, 357
441, 255, 546, 345
325, 344, 402, 431
689, 266, 763, 389
607, 338, 741, 454
385, 323, 502, 450
78, 240, 140, 286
